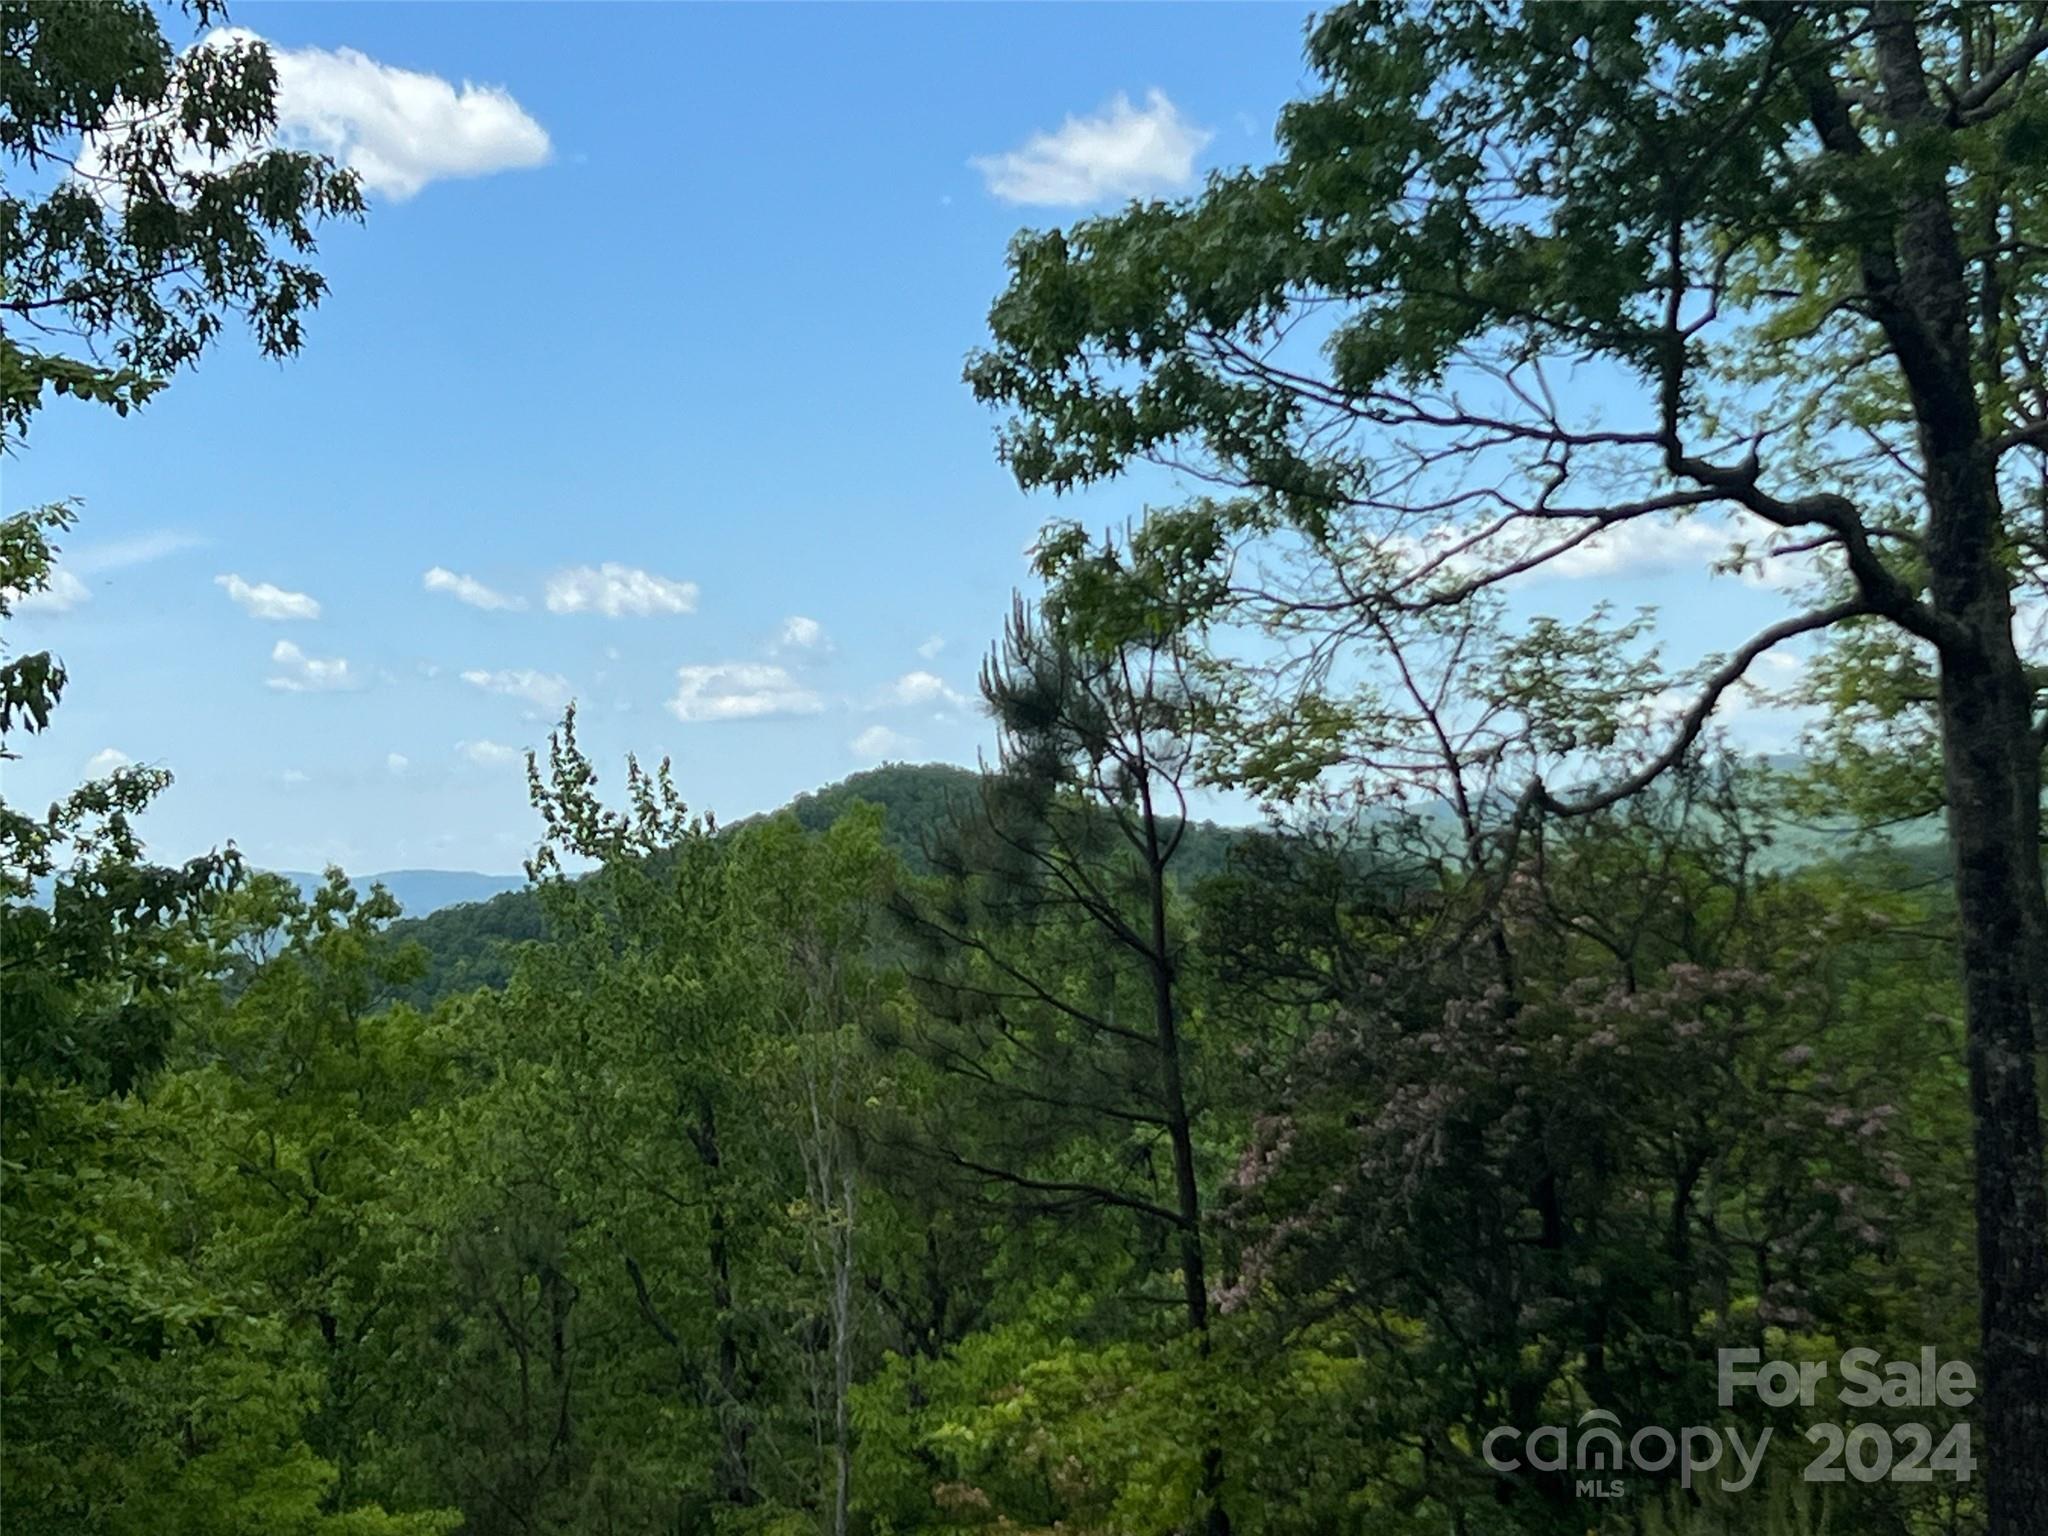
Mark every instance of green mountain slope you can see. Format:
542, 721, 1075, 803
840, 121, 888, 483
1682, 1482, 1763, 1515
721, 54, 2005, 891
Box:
385, 762, 1246, 1006
275, 868, 527, 915
381, 760, 1948, 1009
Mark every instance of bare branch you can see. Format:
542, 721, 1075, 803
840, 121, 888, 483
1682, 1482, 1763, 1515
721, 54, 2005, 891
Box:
1533, 598, 1869, 820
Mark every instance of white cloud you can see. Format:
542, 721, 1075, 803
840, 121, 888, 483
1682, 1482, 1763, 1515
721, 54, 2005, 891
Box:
424, 566, 524, 611
461, 667, 572, 710
916, 633, 946, 660
387, 752, 410, 775
80, 28, 551, 204
850, 725, 916, 761
217, 572, 320, 621
1647, 644, 1814, 733
71, 531, 205, 574
1729, 647, 1809, 715
1533, 516, 1836, 591
264, 35, 551, 199
775, 615, 828, 653
545, 563, 699, 618
6, 532, 208, 615
668, 663, 822, 723
7, 569, 90, 615
281, 768, 311, 785
457, 738, 523, 766
1394, 513, 1831, 593
268, 639, 357, 692
972, 89, 1210, 206
84, 747, 132, 777
886, 670, 970, 710
1539, 518, 1734, 581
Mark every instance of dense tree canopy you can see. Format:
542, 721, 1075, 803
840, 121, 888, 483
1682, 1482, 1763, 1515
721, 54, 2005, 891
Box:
2, 4, 2037, 1536
969, 5, 2048, 1528
1, 0, 362, 446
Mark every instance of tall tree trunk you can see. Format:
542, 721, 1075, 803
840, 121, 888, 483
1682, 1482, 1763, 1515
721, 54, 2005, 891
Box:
693, 1100, 755, 1510
1143, 834, 1231, 1536
830, 1168, 856, 1536
1855, 17, 2048, 1525
1936, 616, 2048, 1536
795, 973, 858, 1536
1907, 220, 2048, 1536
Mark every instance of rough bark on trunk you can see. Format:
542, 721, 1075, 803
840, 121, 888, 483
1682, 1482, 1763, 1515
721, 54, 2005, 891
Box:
1142, 799, 1231, 1536
1851, 17, 2048, 1525
1936, 624, 2048, 1536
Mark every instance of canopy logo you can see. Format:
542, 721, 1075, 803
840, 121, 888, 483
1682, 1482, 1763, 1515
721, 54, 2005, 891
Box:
1480, 1348, 1977, 1500
1482, 1409, 1771, 1497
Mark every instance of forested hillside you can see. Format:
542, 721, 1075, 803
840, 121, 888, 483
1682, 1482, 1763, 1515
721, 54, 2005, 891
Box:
5, 6, 2045, 1536
387, 759, 1941, 1011
386, 761, 1246, 1006
276, 869, 529, 917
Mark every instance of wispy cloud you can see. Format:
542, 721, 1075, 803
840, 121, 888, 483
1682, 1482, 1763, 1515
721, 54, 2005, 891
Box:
461, 667, 572, 710
1539, 518, 1734, 581
71, 530, 205, 575
457, 738, 523, 766
7, 569, 90, 615
6, 531, 205, 615
424, 566, 525, 611
1396, 514, 1831, 593
916, 633, 946, 661
668, 663, 822, 723
884, 670, 970, 710
268, 639, 357, 692
80, 28, 551, 203
218, 573, 320, 621
850, 724, 916, 761
1650, 647, 1815, 749
774, 615, 829, 654
545, 563, 699, 618
973, 90, 1210, 207
85, 747, 133, 777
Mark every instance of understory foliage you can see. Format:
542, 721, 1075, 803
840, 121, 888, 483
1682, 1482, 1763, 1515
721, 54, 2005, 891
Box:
1, 615, 1987, 1534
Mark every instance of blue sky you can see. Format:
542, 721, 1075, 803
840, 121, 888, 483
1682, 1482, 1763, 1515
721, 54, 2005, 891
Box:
9, 3, 1812, 876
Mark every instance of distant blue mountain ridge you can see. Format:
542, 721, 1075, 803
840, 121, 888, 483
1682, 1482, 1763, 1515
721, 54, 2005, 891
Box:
275, 869, 529, 916
24, 866, 527, 917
